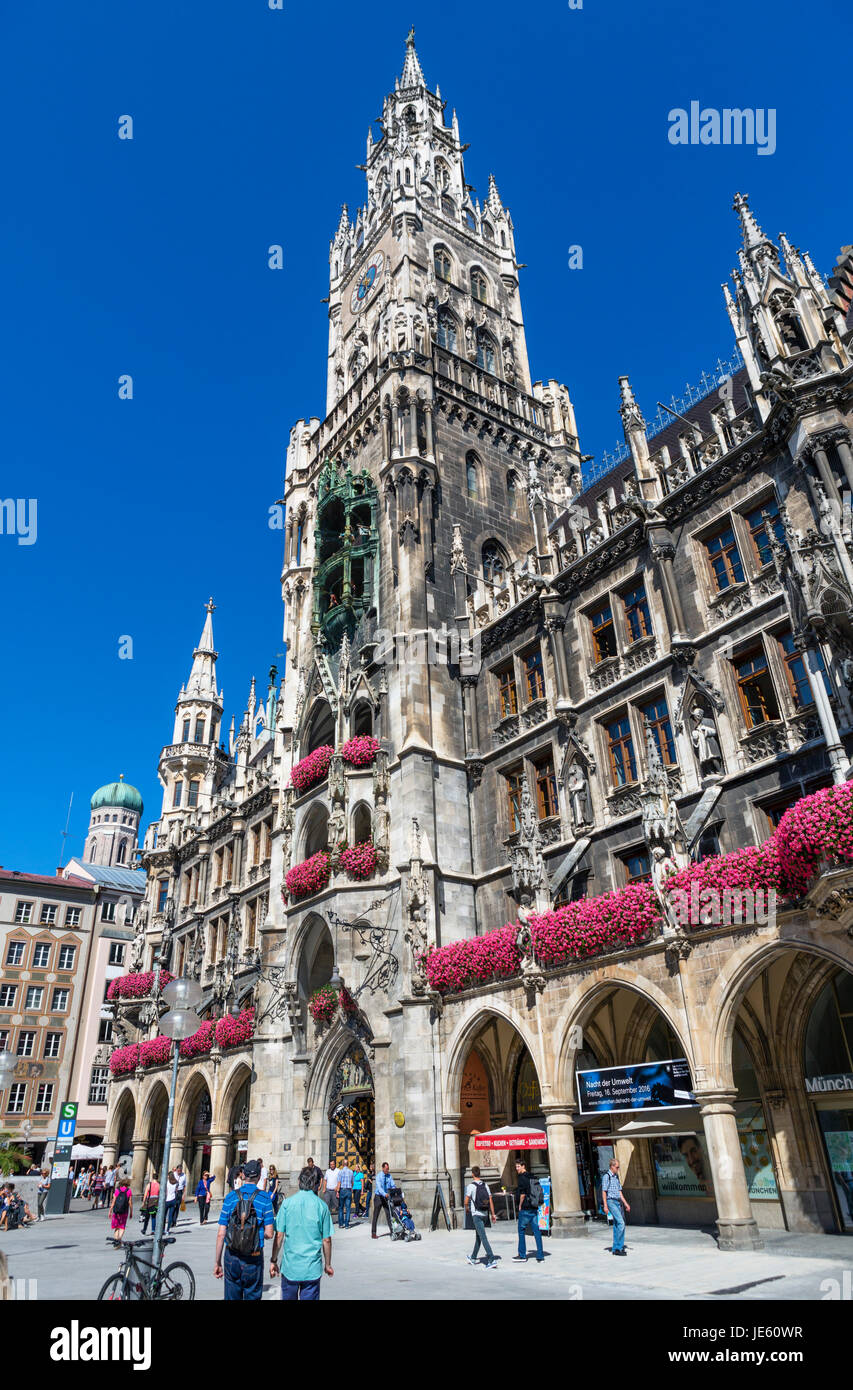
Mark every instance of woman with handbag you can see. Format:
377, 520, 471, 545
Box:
140, 1174, 160, 1235
268, 1164, 282, 1214
195, 1170, 212, 1225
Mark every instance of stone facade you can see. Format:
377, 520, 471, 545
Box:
105, 35, 853, 1244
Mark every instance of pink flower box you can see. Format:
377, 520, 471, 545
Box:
290, 745, 334, 793
215, 1008, 255, 1048
308, 985, 338, 1025
108, 1044, 139, 1076
285, 851, 332, 900
341, 735, 380, 768
339, 841, 377, 880
107, 970, 174, 1001
139, 1035, 173, 1069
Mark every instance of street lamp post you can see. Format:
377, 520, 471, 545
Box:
0, 1052, 16, 1174
150, 978, 203, 1270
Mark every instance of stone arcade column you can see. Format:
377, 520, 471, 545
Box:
695, 1088, 763, 1250
130, 1138, 149, 1197
442, 1111, 463, 1216
541, 1103, 587, 1237
208, 1132, 230, 1210
102, 1141, 119, 1169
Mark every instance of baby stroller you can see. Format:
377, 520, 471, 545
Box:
388, 1187, 421, 1242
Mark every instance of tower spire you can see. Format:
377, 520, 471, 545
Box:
185, 597, 220, 702
400, 25, 425, 88
732, 191, 778, 275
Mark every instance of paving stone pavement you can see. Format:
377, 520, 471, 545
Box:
3, 1202, 851, 1301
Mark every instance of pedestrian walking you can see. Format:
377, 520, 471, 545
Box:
321, 1158, 339, 1217
269, 1165, 334, 1301
164, 1170, 180, 1231
363, 1165, 374, 1215
214, 1158, 275, 1300
602, 1157, 630, 1256
465, 1166, 498, 1269
512, 1159, 545, 1263
268, 1165, 283, 1215
140, 1174, 160, 1235
73, 1167, 86, 1199
304, 1157, 322, 1194
352, 1165, 364, 1216
171, 1163, 187, 1228
337, 1158, 354, 1228
110, 1175, 133, 1242
103, 1165, 116, 1208
196, 1170, 213, 1224
258, 1158, 268, 1191
37, 1168, 50, 1221
371, 1162, 395, 1238
227, 1160, 242, 1191
91, 1167, 105, 1211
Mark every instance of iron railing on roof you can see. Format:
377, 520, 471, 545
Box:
583, 347, 744, 486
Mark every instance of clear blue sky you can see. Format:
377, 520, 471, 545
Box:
1, 0, 850, 872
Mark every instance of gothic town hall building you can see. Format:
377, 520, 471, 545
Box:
106, 36, 853, 1248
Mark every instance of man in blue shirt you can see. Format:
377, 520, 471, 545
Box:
215, 1158, 276, 1299
601, 1157, 631, 1255
371, 1161, 395, 1238
337, 1159, 354, 1229
270, 1166, 334, 1300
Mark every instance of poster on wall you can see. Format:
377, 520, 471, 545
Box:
736, 1104, 778, 1201
652, 1134, 714, 1198
577, 1058, 694, 1114
823, 1128, 853, 1230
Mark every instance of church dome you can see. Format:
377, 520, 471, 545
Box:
90, 775, 143, 815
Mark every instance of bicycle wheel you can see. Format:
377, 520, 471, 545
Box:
97, 1274, 129, 1301
158, 1261, 195, 1301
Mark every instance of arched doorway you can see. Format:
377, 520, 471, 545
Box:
228, 1077, 251, 1175
182, 1078, 213, 1190
112, 1090, 136, 1177
297, 915, 334, 1002
452, 1013, 545, 1199
328, 1042, 374, 1171
144, 1083, 170, 1182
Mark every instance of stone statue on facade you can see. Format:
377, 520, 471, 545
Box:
567, 762, 591, 829
690, 704, 723, 778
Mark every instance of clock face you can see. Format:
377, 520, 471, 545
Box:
350, 251, 384, 314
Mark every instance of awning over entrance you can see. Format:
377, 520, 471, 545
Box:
473, 1124, 547, 1150
70, 1143, 104, 1159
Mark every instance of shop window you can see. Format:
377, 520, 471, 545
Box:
804, 969, 853, 1077
705, 525, 745, 592
495, 664, 518, 720
606, 714, 637, 786
513, 1052, 542, 1120
522, 647, 545, 702
533, 755, 558, 820
734, 648, 780, 728
622, 583, 652, 643
642, 696, 676, 765
745, 499, 785, 567
590, 604, 616, 663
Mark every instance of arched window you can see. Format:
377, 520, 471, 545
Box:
304, 700, 335, 756
477, 331, 497, 375
436, 309, 458, 353
464, 208, 476, 230
482, 540, 508, 584
441, 194, 456, 220
302, 804, 330, 859
482, 221, 495, 242
506, 471, 519, 514
434, 246, 452, 282
466, 452, 480, 500
352, 703, 373, 737
117, 840, 126, 864
470, 269, 489, 304
352, 802, 373, 844
404, 166, 412, 184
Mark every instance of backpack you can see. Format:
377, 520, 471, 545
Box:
6, 1200, 20, 1231
226, 1190, 261, 1257
473, 1180, 491, 1213
526, 1177, 544, 1209
112, 1187, 129, 1217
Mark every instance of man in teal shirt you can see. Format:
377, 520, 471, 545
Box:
270, 1166, 334, 1300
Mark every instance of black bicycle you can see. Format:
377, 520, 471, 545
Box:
97, 1236, 196, 1301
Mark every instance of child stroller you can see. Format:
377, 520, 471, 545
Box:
388, 1187, 421, 1242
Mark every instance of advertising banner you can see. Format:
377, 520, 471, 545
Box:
577, 1058, 694, 1114
653, 1134, 714, 1198
736, 1103, 778, 1200
537, 1175, 551, 1233
45, 1101, 78, 1216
